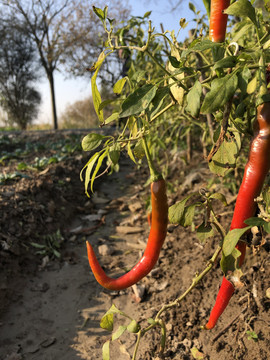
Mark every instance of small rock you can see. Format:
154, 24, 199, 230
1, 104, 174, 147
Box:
81, 214, 101, 222
40, 256, 50, 268
92, 193, 110, 204
40, 337, 56, 348
31, 282, 50, 292
193, 339, 202, 350
69, 225, 83, 234
128, 201, 142, 213
98, 244, 113, 256
182, 338, 192, 350
116, 226, 144, 234
166, 323, 173, 332
154, 281, 168, 291
131, 284, 146, 303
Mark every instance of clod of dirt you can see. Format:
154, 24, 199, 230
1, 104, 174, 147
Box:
98, 244, 113, 256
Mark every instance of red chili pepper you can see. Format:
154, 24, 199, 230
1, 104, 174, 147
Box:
205, 101, 270, 329
209, 0, 230, 43
86, 178, 168, 290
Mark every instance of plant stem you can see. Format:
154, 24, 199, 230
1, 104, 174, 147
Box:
154, 245, 222, 320
145, 50, 188, 91
150, 101, 176, 122
132, 330, 142, 360
142, 136, 161, 181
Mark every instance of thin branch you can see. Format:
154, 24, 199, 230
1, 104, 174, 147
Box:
207, 96, 233, 162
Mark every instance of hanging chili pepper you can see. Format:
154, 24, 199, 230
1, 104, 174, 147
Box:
205, 100, 270, 329
86, 177, 168, 290
209, 0, 230, 43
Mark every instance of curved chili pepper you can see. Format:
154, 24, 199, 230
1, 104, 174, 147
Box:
209, 0, 230, 43
86, 178, 168, 290
205, 101, 270, 329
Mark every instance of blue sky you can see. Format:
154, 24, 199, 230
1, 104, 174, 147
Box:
37, 0, 206, 124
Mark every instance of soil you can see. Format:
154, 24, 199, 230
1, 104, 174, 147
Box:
0, 130, 269, 360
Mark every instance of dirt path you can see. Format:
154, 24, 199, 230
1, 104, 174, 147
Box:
0, 155, 142, 360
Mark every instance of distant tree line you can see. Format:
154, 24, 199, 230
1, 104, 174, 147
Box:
0, 0, 130, 130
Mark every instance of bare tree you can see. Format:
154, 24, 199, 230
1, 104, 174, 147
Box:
1, 0, 130, 130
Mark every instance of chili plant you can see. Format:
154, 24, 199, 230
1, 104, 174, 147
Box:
80, 1, 270, 358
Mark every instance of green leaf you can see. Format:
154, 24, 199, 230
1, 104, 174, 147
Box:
133, 139, 145, 160
91, 52, 107, 123
90, 150, 108, 192
105, 112, 119, 124
196, 223, 215, 242
93, 6, 105, 21
81, 133, 105, 151
120, 84, 157, 118
113, 78, 127, 94
147, 318, 156, 325
238, 67, 252, 94
148, 87, 170, 120
186, 80, 202, 117
99, 99, 116, 111
245, 217, 270, 233
191, 346, 205, 360
30, 242, 46, 249
181, 203, 201, 227
246, 331, 258, 342
202, 0, 211, 19
201, 73, 238, 114
247, 75, 257, 94
213, 56, 237, 70
52, 249, 61, 258
109, 145, 120, 165
208, 139, 239, 176
189, 3, 196, 13
81, 152, 99, 196
182, 40, 220, 57
224, 0, 257, 26
17, 162, 28, 170
169, 193, 197, 224
220, 247, 241, 275
244, 217, 265, 226
100, 304, 126, 332
209, 192, 228, 206
127, 319, 140, 333
231, 23, 253, 43
144, 11, 152, 18
100, 313, 114, 332
169, 55, 181, 68
223, 227, 251, 257
263, 222, 270, 233
111, 325, 127, 341
102, 304, 128, 318
127, 142, 137, 164
102, 340, 110, 360
131, 70, 145, 83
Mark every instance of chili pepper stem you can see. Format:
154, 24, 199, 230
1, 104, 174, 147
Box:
142, 136, 162, 182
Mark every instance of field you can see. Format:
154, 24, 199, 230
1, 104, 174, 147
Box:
0, 130, 269, 360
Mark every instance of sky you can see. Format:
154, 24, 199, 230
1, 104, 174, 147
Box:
36, 0, 206, 124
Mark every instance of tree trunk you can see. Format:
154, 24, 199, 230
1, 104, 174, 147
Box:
48, 72, 58, 130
